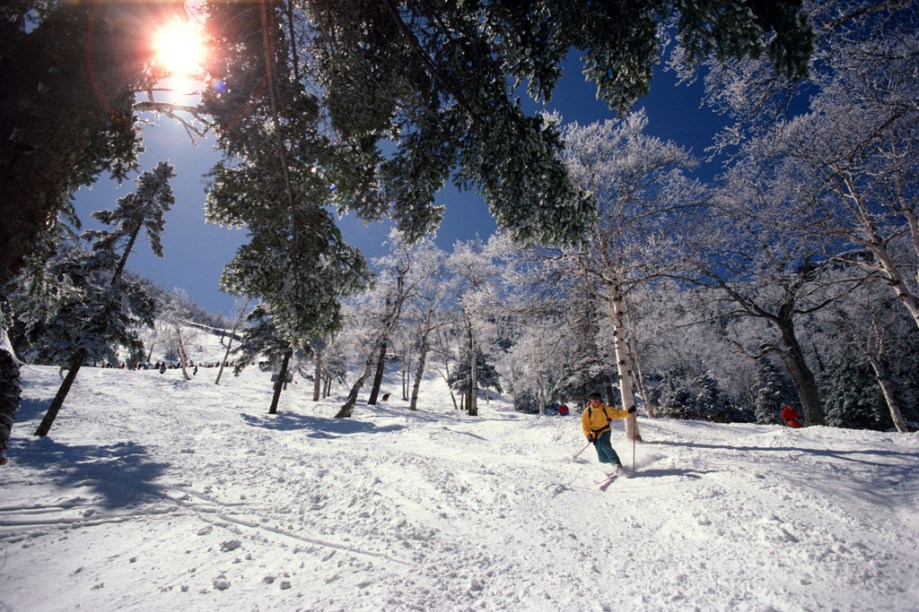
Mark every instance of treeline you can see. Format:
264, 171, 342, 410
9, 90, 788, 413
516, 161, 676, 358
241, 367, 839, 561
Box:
1, 0, 915, 462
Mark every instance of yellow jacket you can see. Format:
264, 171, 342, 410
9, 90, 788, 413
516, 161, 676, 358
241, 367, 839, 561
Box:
581, 401, 631, 440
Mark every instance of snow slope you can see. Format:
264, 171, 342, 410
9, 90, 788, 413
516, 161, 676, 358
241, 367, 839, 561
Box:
2, 361, 918, 611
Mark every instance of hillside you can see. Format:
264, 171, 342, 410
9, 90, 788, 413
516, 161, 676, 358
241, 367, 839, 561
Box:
1, 361, 918, 611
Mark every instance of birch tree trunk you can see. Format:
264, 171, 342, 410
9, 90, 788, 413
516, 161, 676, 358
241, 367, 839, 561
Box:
865, 354, 908, 433
313, 350, 322, 402
605, 281, 641, 441
215, 300, 249, 385
173, 323, 192, 381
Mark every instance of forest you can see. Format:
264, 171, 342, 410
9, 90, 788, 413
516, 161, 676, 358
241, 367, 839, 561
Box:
1, 0, 917, 462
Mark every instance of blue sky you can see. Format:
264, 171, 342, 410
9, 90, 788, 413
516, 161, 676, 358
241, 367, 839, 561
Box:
72, 59, 724, 316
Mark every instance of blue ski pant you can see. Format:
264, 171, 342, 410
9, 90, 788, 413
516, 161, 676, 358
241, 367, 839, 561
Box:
593, 431, 622, 466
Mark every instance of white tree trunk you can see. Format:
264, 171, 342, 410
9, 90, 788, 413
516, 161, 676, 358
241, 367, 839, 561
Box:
605, 281, 641, 441
865, 354, 909, 433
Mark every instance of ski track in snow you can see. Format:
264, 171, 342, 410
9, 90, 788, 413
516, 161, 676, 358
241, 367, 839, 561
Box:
1, 364, 918, 611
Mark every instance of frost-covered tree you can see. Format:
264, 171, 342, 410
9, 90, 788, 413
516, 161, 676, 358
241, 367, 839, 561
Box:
215, 298, 250, 386
204, 2, 372, 356
447, 239, 504, 416
232, 304, 299, 415
295, 0, 812, 246
554, 295, 613, 406
18, 162, 175, 436
448, 348, 502, 404
401, 239, 452, 411
823, 354, 890, 430
160, 289, 199, 381
751, 358, 795, 424
817, 277, 917, 432
697, 0, 919, 330
679, 135, 880, 426
560, 111, 705, 439
335, 231, 416, 418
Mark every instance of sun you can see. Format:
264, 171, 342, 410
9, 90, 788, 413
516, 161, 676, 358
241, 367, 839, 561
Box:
152, 17, 206, 78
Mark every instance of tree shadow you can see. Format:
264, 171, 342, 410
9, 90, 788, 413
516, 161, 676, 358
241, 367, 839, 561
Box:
645, 439, 919, 469
14, 397, 49, 422
6, 436, 169, 509
240, 412, 405, 438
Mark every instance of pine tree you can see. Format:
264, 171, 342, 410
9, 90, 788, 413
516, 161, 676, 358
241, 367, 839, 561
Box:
17, 163, 174, 436
752, 359, 790, 425
824, 356, 891, 431
232, 304, 301, 415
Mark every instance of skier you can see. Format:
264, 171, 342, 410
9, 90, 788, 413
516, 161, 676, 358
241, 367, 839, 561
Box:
781, 404, 803, 428
581, 392, 636, 469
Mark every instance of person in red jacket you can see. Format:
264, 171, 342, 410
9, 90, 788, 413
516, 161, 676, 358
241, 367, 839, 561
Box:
781, 404, 803, 428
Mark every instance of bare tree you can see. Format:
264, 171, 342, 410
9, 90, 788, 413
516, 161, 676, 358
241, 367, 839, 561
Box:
215, 298, 250, 385
335, 231, 414, 418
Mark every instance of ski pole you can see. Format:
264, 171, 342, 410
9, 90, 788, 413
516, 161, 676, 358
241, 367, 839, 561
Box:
632, 430, 636, 470
631, 413, 637, 470
572, 440, 591, 461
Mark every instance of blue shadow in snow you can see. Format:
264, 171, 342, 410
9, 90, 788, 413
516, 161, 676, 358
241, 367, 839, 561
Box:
6, 436, 169, 509
241, 412, 405, 438
14, 397, 49, 422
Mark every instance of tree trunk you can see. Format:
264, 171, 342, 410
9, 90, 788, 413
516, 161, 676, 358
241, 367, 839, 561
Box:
268, 350, 292, 415
466, 316, 478, 416
774, 317, 824, 425
173, 324, 192, 381
146, 330, 157, 363
215, 301, 248, 385
866, 354, 908, 433
410, 337, 431, 411
605, 282, 641, 442
367, 340, 387, 405
0, 347, 22, 464
336, 358, 374, 418
35, 351, 85, 437
313, 350, 322, 401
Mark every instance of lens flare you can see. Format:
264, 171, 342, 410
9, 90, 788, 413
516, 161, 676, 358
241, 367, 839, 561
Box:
152, 18, 206, 77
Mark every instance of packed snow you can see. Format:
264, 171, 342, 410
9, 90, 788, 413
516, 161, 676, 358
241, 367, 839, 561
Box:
1, 332, 918, 611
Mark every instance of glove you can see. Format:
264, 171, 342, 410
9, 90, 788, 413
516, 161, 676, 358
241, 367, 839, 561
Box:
587, 435, 595, 443
628, 406, 637, 414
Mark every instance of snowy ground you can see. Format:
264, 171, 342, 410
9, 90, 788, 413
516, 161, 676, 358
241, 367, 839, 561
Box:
2, 360, 918, 611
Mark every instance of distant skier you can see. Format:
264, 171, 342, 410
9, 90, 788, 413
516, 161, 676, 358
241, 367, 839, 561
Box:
581, 392, 636, 468
558, 403, 569, 416
781, 404, 803, 428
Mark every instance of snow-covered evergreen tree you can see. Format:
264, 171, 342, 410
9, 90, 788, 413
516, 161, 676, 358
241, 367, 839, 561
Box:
18, 162, 174, 436
752, 358, 792, 425
232, 304, 301, 415
824, 355, 890, 430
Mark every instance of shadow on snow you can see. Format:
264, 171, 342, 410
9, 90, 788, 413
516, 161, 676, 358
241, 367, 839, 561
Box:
7, 436, 169, 509
240, 411, 405, 438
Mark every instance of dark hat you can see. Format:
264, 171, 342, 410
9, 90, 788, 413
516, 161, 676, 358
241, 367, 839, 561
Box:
589, 392, 602, 400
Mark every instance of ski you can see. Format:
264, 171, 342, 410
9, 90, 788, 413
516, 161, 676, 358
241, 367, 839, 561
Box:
595, 471, 618, 490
